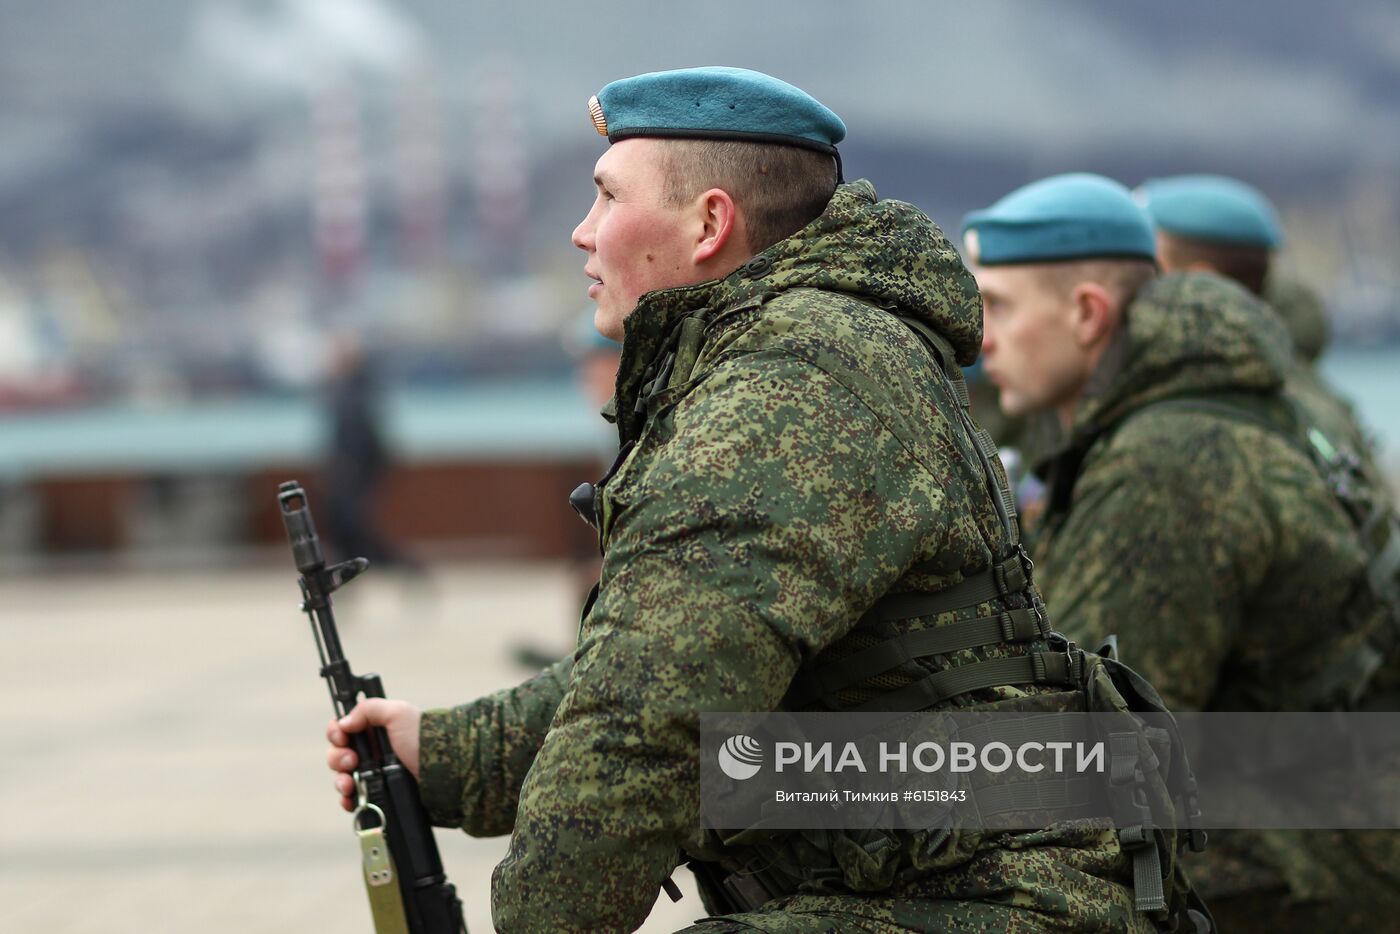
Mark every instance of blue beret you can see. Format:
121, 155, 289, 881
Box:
588, 66, 846, 156
962, 173, 1157, 265
1136, 174, 1284, 249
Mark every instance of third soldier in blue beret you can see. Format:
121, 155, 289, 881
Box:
1136, 175, 1318, 358
1136, 173, 1382, 476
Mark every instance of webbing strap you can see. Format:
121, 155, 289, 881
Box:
1109, 732, 1139, 785
898, 315, 1020, 545
900, 318, 970, 410
864, 555, 1029, 624
853, 650, 1083, 712
1121, 825, 1167, 913
973, 425, 1019, 519
950, 371, 970, 408
786, 607, 1047, 709
975, 776, 1099, 817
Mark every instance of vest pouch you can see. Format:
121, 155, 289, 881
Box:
1085, 651, 1213, 931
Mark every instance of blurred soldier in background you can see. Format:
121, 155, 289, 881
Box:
1138, 175, 1326, 359
1137, 174, 1383, 484
324, 69, 1192, 932
965, 173, 1400, 931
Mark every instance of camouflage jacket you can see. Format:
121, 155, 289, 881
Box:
1034, 272, 1400, 924
1259, 274, 1384, 487
417, 182, 1150, 932
1036, 271, 1372, 711
1262, 275, 1328, 364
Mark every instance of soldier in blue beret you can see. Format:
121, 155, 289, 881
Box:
1137, 173, 1382, 489
961, 173, 1158, 421
1137, 175, 1283, 252
328, 74, 1187, 932
1134, 174, 1331, 360
966, 173, 1400, 933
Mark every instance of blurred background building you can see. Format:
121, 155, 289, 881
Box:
0, 0, 1396, 565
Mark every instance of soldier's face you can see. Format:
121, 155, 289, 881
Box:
974, 264, 1092, 419
573, 139, 697, 341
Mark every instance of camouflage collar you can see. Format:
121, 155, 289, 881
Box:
607, 179, 982, 444
1038, 272, 1292, 496
1066, 272, 1289, 445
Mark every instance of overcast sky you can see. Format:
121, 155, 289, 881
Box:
1, 0, 1396, 176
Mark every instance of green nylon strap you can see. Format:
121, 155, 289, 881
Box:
786, 606, 1046, 709
853, 650, 1083, 712
865, 555, 1029, 623
1121, 825, 1168, 913
896, 311, 1026, 580
972, 424, 1019, 520
974, 776, 1099, 817
1105, 733, 1169, 914
897, 316, 966, 400
898, 317, 1013, 531
1108, 731, 1139, 785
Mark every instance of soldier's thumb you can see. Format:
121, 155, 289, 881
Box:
339, 698, 396, 733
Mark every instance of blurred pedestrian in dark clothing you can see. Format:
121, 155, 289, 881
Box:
323, 335, 414, 571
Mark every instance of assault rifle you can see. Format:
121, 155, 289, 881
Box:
279, 480, 467, 934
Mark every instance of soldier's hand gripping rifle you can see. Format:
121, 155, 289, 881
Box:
279, 480, 467, 934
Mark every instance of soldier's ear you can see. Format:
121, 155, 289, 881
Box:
692, 188, 741, 266
1069, 282, 1119, 348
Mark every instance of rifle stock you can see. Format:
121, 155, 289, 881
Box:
279, 480, 467, 934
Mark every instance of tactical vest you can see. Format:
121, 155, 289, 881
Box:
571, 308, 1211, 932
1121, 391, 1400, 710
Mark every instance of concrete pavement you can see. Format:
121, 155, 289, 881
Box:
1, 561, 701, 933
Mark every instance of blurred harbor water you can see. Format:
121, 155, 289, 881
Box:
1322, 347, 1400, 477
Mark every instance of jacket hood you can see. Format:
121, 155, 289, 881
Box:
729, 179, 984, 364
1070, 270, 1292, 439
617, 180, 983, 381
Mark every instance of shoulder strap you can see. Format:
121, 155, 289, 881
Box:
896, 315, 1021, 548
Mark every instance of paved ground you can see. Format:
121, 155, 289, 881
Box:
2, 561, 702, 933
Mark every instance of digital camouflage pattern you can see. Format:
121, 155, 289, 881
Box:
1034, 271, 1400, 927
1035, 271, 1372, 710
417, 182, 1159, 932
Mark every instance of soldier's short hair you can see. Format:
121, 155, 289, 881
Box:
1035, 258, 1158, 308
1158, 233, 1271, 296
658, 140, 838, 254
